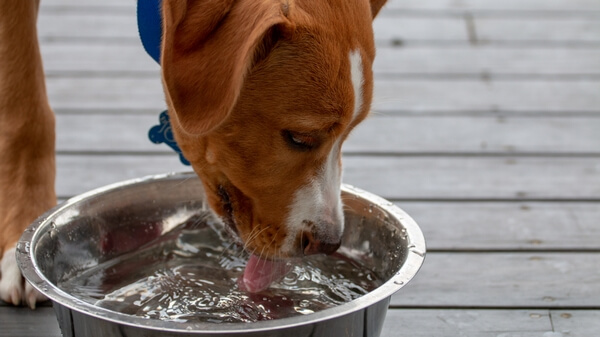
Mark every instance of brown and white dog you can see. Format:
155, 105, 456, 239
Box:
0, 0, 387, 307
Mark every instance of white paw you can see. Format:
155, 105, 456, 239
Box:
0, 247, 47, 309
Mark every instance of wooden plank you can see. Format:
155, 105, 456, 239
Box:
551, 310, 600, 336
40, 43, 159, 75
53, 155, 600, 200
45, 77, 600, 112
372, 79, 600, 113
40, 43, 600, 76
46, 78, 165, 110
41, 0, 133, 8
475, 17, 600, 44
384, 0, 600, 11
0, 307, 61, 337
56, 114, 600, 154
376, 17, 600, 46
341, 156, 600, 200
374, 47, 600, 76
373, 17, 468, 42
398, 202, 600, 250
347, 115, 600, 154
55, 155, 183, 198
382, 310, 600, 337
391, 252, 600, 307
381, 309, 552, 337
38, 13, 137, 41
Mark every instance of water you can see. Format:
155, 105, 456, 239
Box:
59, 212, 382, 323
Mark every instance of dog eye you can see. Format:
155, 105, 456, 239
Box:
282, 130, 318, 151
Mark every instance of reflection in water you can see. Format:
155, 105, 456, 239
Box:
59, 212, 381, 323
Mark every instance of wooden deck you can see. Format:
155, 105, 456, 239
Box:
2, 0, 600, 335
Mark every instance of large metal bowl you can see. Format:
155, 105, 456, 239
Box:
17, 172, 425, 337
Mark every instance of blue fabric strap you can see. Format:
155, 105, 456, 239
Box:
137, 0, 162, 64
138, 0, 190, 165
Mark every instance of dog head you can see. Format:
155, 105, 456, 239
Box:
161, 0, 386, 260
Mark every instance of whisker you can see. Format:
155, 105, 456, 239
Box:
243, 227, 262, 250
265, 226, 283, 254
258, 244, 268, 269
244, 226, 271, 253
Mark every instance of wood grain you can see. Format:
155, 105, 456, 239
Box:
381, 309, 551, 337
398, 202, 600, 250
391, 252, 600, 308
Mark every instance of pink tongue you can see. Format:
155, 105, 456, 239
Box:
241, 255, 290, 293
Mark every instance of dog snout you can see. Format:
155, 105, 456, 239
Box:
301, 221, 342, 256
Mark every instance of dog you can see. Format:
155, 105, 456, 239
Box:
0, 0, 387, 307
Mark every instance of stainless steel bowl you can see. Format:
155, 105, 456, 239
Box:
17, 172, 425, 337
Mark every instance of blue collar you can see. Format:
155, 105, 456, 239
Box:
137, 0, 162, 64
137, 0, 190, 165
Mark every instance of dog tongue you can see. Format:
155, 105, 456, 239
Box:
241, 255, 290, 293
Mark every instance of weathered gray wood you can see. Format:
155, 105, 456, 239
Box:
384, 0, 600, 11
40, 43, 159, 75
475, 17, 600, 43
45, 77, 600, 112
372, 79, 600, 112
398, 202, 600, 250
391, 252, 600, 307
55, 114, 600, 154
342, 156, 600, 200
38, 12, 137, 41
551, 310, 600, 337
374, 17, 600, 45
382, 310, 600, 337
374, 47, 600, 76
41, 0, 133, 8
55, 155, 183, 198
0, 307, 61, 337
54, 155, 600, 200
381, 309, 552, 337
40, 43, 600, 76
47, 77, 165, 110
373, 17, 468, 42
347, 115, 600, 154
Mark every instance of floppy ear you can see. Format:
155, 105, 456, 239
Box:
161, 0, 290, 135
370, 0, 387, 18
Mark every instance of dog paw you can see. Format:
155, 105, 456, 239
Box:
0, 247, 47, 309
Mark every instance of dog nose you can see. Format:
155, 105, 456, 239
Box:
301, 223, 342, 256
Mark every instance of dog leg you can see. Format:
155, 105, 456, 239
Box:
0, 0, 55, 308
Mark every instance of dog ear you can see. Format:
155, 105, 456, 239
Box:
370, 0, 387, 18
161, 0, 290, 135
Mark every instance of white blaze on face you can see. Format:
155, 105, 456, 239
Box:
282, 50, 365, 255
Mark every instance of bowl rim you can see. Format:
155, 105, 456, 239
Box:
17, 171, 426, 334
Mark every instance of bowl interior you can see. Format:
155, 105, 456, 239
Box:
19, 172, 425, 331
